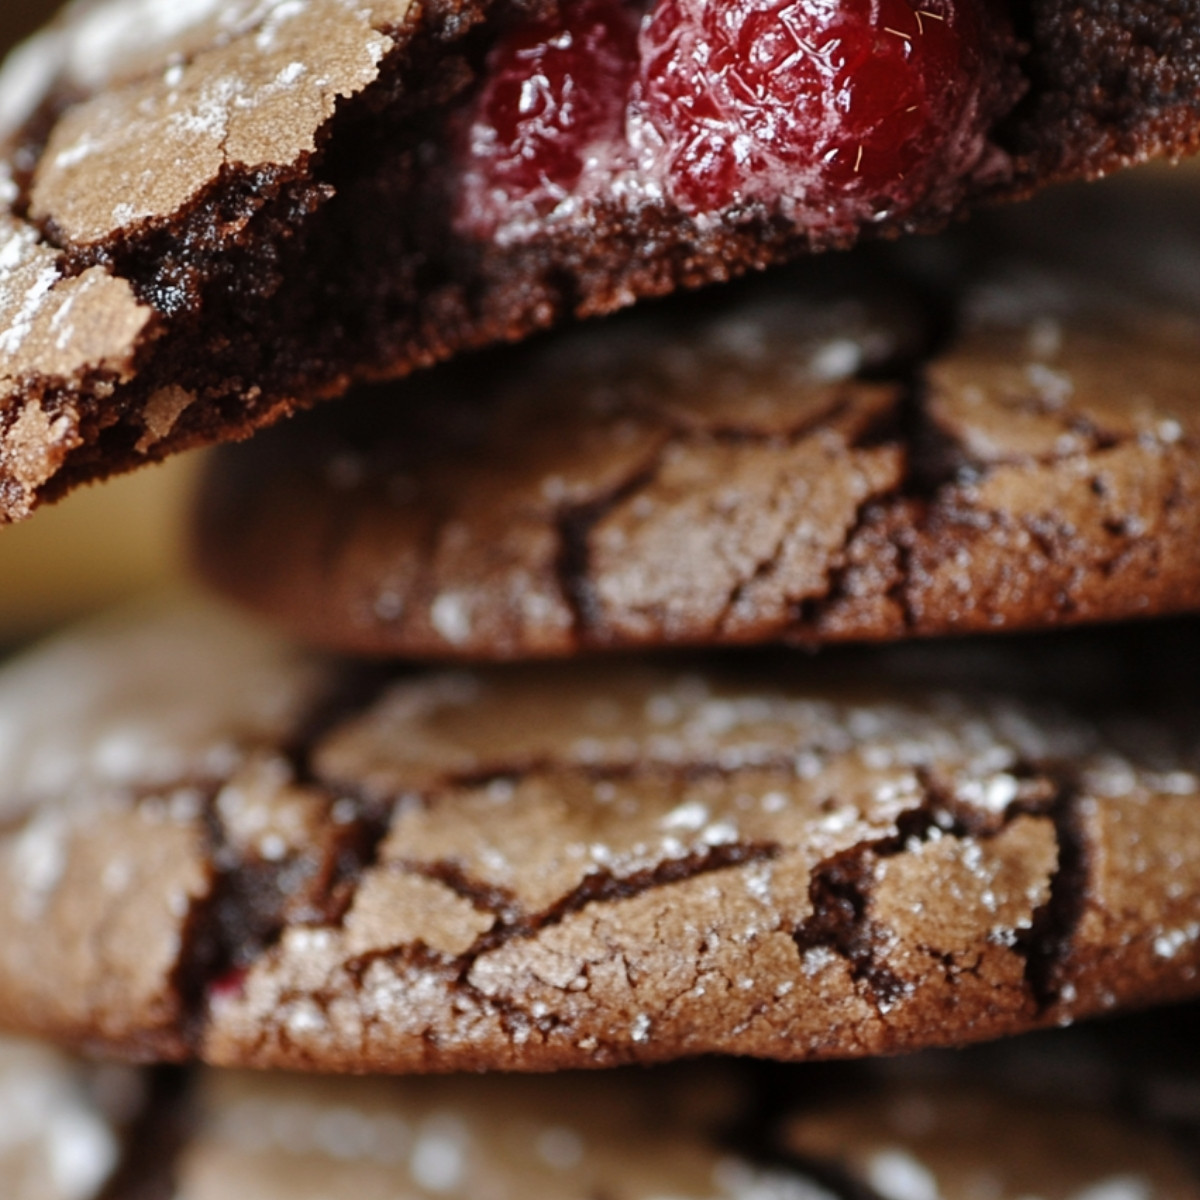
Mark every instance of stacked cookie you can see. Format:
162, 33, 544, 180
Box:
3, 0, 1200, 1194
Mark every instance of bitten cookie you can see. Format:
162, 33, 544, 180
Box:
2, 0, 1200, 518
194, 210, 1200, 659
2, 599, 1200, 1071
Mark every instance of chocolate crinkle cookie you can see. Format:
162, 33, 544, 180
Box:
2, 1005, 1198, 1198
2, 599, 1200, 1072
2, 0, 1200, 520
194, 177, 1200, 658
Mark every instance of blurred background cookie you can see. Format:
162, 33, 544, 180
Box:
3, 1006, 1197, 1199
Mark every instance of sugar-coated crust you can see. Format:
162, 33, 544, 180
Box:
194, 205, 1200, 659
0, 600, 329, 1057
3, 599, 1200, 1071
1, 0, 1200, 520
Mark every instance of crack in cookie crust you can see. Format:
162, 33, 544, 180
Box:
2, 602, 1200, 1071
195, 212, 1200, 659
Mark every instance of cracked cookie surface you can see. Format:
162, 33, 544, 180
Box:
195, 199, 1200, 659
3, 0, 1200, 520
3, 600, 1200, 1070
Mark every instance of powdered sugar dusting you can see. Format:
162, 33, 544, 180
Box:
0, 599, 324, 821
31, 0, 403, 244
0, 214, 151, 521
61, 0, 231, 88
0, 262, 59, 356
866, 1149, 940, 1200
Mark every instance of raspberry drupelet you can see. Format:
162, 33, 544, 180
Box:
455, 0, 1017, 243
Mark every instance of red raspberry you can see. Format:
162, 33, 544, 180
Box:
208, 965, 248, 1003
454, 0, 1010, 239
634, 0, 1000, 219
457, 0, 639, 236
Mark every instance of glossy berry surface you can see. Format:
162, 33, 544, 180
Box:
455, 0, 1007, 238
635, 0, 996, 215
457, 0, 640, 233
